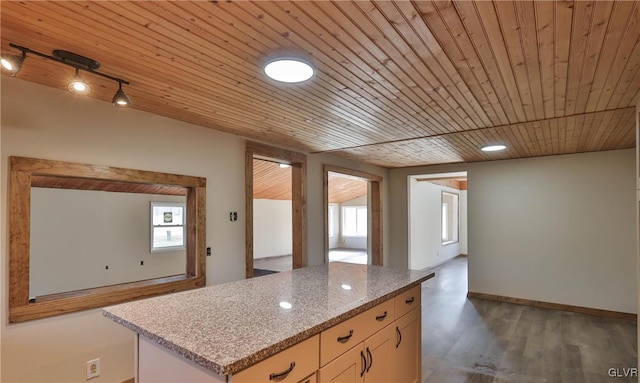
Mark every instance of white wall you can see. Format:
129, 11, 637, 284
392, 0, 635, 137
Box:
30, 189, 186, 297
1, 78, 389, 382
408, 180, 467, 270
253, 199, 292, 259
390, 149, 637, 314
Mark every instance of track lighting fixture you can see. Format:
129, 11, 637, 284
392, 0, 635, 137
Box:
0, 51, 25, 77
68, 68, 91, 95
1, 43, 131, 107
112, 81, 132, 107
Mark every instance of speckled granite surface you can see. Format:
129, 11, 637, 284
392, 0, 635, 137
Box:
103, 262, 434, 376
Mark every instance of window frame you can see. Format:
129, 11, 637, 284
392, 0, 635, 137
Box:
342, 205, 368, 237
150, 201, 187, 252
8, 156, 206, 323
441, 191, 459, 245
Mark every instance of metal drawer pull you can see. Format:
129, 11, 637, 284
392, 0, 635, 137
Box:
405, 297, 415, 304
396, 326, 402, 348
337, 329, 353, 343
360, 350, 367, 377
366, 347, 373, 372
375, 311, 388, 321
269, 362, 295, 381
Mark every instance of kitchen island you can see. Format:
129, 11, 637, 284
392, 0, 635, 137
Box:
103, 262, 434, 382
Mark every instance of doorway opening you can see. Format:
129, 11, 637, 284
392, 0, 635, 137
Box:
407, 171, 468, 271
245, 142, 306, 278
252, 158, 293, 275
323, 165, 383, 265
328, 172, 368, 264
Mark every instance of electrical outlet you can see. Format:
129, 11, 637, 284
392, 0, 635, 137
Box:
86, 358, 100, 380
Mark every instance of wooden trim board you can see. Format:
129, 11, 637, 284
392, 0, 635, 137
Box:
467, 292, 637, 321
245, 142, 307, 278
8, 156, 207, 322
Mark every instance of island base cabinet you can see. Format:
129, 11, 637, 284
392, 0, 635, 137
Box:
318, 324, 396, 383
391, 308, 421, 383
318, 344, 364, 383
318, 307, 421, 383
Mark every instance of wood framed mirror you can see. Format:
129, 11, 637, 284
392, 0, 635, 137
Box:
9, 156, 207, 322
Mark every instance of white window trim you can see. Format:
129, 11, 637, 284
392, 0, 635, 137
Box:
150, 202, 187, 253
342, 205, 367, 237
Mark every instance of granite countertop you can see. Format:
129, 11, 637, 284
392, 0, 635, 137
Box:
102, 262, 434, 376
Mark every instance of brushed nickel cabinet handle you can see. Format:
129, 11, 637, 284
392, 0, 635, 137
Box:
269, 362, 295, 381
375, 311, 388, 321
337, 329, 354, 343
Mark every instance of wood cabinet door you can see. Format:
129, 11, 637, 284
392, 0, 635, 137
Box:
363, 324, 394, 383
390, 309, 421, 383
318, 344, 365, 383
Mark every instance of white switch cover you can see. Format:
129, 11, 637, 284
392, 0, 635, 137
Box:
86, 358, 100, 380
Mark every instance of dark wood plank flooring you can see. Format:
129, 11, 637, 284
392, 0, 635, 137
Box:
421, 256, 637, 383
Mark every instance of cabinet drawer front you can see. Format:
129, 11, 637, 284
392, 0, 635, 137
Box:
395, 285, 421, 318
297, 372, 317, 383
233, 335, 319, 383
320, 300, 395, 366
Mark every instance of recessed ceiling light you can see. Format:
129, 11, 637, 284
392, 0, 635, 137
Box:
279, 301, 293, 309
481, 144, 507, 152
264, 58, 314, 83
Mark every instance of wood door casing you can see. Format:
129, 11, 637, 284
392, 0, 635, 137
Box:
245, 142, 307, 278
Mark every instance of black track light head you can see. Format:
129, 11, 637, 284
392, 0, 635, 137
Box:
112, 82, 132, 107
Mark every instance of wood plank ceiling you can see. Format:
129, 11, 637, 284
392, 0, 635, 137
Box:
1, 1, 638, 168
253, 159, 367, 202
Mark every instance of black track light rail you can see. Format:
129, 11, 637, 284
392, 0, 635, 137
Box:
9, 43, 129, 85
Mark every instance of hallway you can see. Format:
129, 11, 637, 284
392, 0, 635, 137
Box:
421, 256, 637, 383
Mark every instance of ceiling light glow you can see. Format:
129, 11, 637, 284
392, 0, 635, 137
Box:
68, 69, 91, 95
279, 301, 293, 309
481, 144, 507, 152
264, 58, 314, 83
1, 53, 24, 76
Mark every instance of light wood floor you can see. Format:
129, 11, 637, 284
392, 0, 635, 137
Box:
421, 256, 637, 383
253, 249, 368, 272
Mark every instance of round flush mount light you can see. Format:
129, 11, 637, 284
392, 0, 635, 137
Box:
264, 58, 314, 83
481, 144, 507, 152
279, 301, 293, 309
